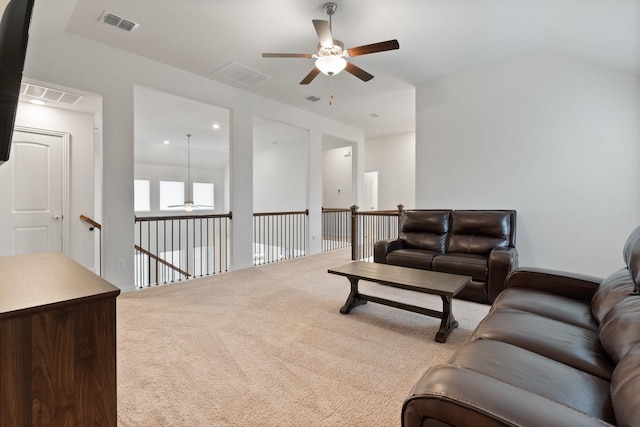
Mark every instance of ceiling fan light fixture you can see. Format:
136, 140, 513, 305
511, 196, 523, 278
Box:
315, 55, 347, 76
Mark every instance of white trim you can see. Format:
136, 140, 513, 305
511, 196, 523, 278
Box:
13, 125, 71, 256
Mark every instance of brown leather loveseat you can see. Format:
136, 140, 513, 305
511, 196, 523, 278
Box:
402, 225, 640, 427
374, 209, 517, 304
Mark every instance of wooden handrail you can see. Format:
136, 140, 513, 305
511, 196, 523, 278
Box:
80, 214, 102, 230
253, 209, 309, 217
134, 245, 191, 278
322, 207, 351, 213
135, 212, 232, 222
355, 210, 400, 216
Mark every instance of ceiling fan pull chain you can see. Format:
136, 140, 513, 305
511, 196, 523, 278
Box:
329, 74, 335, 106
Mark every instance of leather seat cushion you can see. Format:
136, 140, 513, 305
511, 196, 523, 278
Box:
472, 308, 614, 380
403, 365, 613, 427
387, 249, 438, 270
449, 339, 615, 423
492, 288, 598, 331
432, 253, 488, 281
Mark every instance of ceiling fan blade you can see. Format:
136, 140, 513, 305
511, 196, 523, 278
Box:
300, 67, 321, 85
345, 62, 374, 82
347, 39, 400, 57
312, 19, 334, 48
262, 53, 313, 58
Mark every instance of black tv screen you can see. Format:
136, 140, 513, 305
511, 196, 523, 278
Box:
0, 0, 35, 166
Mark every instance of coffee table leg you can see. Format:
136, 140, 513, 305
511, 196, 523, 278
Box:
340, 276, 367, 314
436, 295, 458, 343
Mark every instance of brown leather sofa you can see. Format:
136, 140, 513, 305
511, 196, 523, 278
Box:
373, 209, 518, 304
402, 225, 640, 427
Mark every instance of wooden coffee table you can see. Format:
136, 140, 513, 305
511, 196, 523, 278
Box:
328, 261, 471, 343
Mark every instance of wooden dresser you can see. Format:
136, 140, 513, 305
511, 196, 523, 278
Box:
0, 252, 120, 426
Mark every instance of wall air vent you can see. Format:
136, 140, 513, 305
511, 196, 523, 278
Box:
212, 62, 271, 86
99, 11, 140, 32
20, 83, 84, 106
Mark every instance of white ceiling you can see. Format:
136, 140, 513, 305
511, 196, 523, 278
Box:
25, 1, 640, 166
133, 85, 230, 168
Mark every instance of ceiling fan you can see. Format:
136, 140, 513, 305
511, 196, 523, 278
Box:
168, 134, 213, 211
262, 2, 399, 85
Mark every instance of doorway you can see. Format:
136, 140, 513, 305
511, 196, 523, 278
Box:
0, 127, 68, 256
364, 171, 378, 211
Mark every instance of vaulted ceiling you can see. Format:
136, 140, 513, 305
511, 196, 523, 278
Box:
61, 0, 640, 140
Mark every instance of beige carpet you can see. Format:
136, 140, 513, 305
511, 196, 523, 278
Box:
117, 249, 489, 426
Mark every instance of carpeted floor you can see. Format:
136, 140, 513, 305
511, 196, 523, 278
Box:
116, 248, 490, 426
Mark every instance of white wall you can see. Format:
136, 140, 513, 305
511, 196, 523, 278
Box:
416, 53, 640, 277
14, 102, 98, 271
253, 142, 307, 213
24, 0, 364, 290
134, 162, 226, 216
365, 132, 416, 210
322, 147, 353, 209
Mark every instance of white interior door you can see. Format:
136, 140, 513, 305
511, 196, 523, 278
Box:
0, 128, 67, 256
364, 171, 378, 211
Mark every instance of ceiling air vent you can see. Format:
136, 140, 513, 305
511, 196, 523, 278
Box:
213, 62, 271, 86
306, 96, 321, 102
20, 83, 84, 105
100, 11, 139, 32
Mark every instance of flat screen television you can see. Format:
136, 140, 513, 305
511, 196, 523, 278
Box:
0, 0, 36, 166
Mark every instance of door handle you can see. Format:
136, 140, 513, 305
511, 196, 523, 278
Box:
53, 214, 62, 220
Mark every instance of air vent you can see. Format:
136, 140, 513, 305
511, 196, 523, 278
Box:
99, 11, 139, 32
20, 83, 84, 106
212, 62, 271, 86
306, 96, 321, 102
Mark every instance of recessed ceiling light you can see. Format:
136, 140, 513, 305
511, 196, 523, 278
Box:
30, 99, 45, 105
163, 140, 170, 145
212, 123, 220, 130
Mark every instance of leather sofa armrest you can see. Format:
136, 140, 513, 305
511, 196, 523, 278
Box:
505, 267, 603, 302
373, 238, 404, 264
487, 247, 518, 303
402, 365, 610, 427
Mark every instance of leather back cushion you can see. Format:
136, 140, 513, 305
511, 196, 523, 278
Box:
448, 210, 513, 255
399, 210, 451, 252
624, 226, 640, 293
599, 295, 640, 364
623, 225, 640, 267
592, 225, 640, 324
591, 268, 636, 324
611, 343, 640, 427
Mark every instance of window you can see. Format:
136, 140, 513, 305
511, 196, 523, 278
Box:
160, 180, 184, 211
134, 179, 150, 212
193, 182, 214, 209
